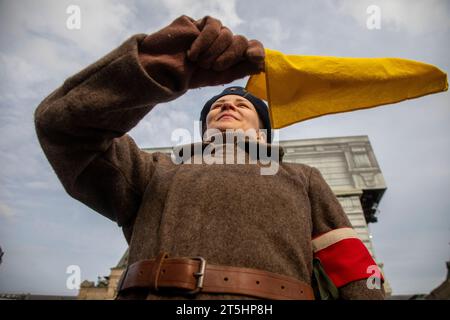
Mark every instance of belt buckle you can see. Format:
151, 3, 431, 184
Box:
186, 256, 206, 294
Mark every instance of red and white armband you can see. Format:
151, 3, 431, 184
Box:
312, 227, 384, 288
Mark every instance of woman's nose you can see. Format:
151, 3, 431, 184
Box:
221, 102, 236, 111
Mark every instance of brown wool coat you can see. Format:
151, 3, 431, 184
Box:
34, 30, 385, 300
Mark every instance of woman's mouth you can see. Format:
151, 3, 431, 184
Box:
219, 115, 235, 121
217, 113, 238, 121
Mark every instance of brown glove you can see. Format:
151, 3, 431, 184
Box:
138, 15, 265, 92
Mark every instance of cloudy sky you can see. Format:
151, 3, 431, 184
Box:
0, 0, 449, 297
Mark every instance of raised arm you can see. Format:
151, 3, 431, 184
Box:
34, 15, 265, 241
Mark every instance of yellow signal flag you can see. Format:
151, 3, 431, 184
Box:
246, 48, 448, 129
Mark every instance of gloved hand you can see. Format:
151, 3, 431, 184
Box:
138, 15, 265, 91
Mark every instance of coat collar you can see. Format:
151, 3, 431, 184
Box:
172, 131, 285, 164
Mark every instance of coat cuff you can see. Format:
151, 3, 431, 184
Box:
312, 228, 384, 288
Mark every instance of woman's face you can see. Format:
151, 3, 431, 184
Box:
205, 94, 263, 134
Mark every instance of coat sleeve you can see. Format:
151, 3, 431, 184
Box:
34, 34, 185, 239
308, 166, 385, 300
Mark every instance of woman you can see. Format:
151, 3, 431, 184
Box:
35, 15, 384, 300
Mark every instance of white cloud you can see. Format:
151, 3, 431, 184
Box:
244, 17, 291, 48
0, 203, 14, 220
0, 0, 139, 106
0, 0, 140, 197
0, 52, 58, 101
1, 0, 137, 57
157, 0, 243, 29
129, 99, 199, 148
24, 181, 55, 191
338, 0, 450, 35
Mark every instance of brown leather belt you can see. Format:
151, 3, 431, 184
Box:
117, 252, 315, 300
